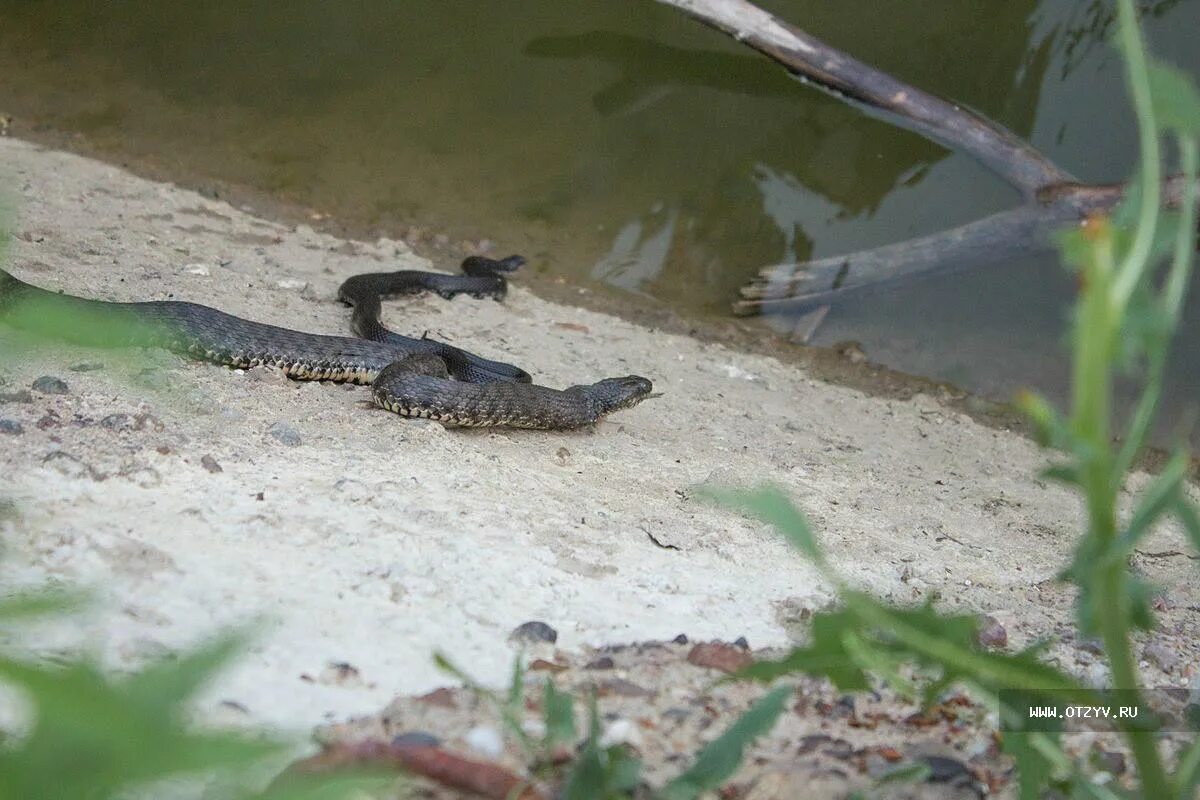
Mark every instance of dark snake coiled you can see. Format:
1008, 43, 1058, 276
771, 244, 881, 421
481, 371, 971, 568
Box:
0, 258, 652, 429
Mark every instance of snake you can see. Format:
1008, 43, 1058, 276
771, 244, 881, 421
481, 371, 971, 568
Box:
0, 256, 653, 429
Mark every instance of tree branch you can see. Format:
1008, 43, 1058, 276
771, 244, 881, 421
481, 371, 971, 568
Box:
651, 0, 1199, 327
734, 187, 1126, 315
653, 0, 1074, 198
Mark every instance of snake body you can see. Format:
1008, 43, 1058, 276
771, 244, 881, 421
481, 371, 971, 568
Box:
0, 258, 652, 429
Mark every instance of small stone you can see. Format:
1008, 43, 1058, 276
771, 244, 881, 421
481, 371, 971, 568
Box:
0, 390, 32, 404
268, 421, 302, 446
184, 263, 210, 276
834, 340, 867, 364
68, 362, 104, 372
687, 642, 752, 674
0, 419, 23, 435
31, 376, 68, 395
463, 726, 504, 758
393, 731, 440, 749
134, 413, 165, 432
672, 634, 688, 645
99, 413, 135, 432
200, 455, 223, 474
317, 662, 364, 687
585, 656, 615, 670
596, 678, 654, 698
276, 278, 309, 291
1143, 641, 1180, 673
528, 658, 568, 673
662, 707, 691, 724
599, 718, 642, 749
978, 615, 1008, 649
733, 636, 750, 650
921, 755, 970, 783
553, 446, 571, 466
416, 687, 457, 708
510, 620, 557, 644
1095, 749, 1126, 775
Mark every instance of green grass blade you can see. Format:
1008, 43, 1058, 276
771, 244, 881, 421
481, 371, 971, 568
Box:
660, 685, 791, 800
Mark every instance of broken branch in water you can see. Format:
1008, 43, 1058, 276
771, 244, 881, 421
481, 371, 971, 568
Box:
651, 0, 1198, 331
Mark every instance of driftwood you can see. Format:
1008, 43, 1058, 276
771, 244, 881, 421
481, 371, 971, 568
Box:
650, 0, 1197, 329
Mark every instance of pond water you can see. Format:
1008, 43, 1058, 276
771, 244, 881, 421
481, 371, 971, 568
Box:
0, 0, 1198, 442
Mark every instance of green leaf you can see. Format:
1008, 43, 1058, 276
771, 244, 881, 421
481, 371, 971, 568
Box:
507, 655, 525, 711
0, 591, 85, 623
1040, 463, 1081, 487
124, 631, 247, 716
1002, 731, 1062, 800
660, 685, 791, 800
0, 639, 282, 799
699, 485, 824, 566
734, 609, 871, 691
1171, 495, 1200, 556
1147, 63, 1200, 134
873, 761, 932, 786
255, 771, 398, 800
1015, 390, 1071, 450
1175, 734, 1200, 800
1113, 450, 1189, 559
561, 693, 642, 800
542, 679, 576, 750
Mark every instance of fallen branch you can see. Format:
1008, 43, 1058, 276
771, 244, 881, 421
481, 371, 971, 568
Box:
650, 0, 1198, 325
274, 739, 544, 800
736, 185, 1123, 316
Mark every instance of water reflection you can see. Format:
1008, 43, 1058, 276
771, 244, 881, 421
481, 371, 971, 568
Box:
0, 0, 1197, 441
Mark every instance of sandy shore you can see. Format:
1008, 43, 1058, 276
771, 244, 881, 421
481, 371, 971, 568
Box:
0, 136, 1195, 744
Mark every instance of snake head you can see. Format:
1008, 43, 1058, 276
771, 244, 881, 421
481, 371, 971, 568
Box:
588, 375, 654, 416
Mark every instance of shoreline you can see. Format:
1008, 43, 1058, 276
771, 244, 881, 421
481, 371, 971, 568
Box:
0, 135, 1195, 746
0, 115, 1068, 455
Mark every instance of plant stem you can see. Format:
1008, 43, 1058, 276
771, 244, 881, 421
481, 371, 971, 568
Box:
1111, 0, 1162, 311
1074, 165, 1169, 800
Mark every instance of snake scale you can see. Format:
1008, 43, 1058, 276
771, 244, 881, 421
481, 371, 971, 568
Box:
0, 256, 652, 429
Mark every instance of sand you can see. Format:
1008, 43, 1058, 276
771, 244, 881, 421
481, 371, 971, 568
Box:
0, 135, 1195, 753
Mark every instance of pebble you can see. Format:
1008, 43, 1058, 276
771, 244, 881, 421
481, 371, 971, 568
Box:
276, 278, 309, 291
99, 413, 135, 432
68, 362, 104, 372
1143, 641, 1180, 673
200, 455, 223, 474
922, 755, 970, 783
393, 731, 440, 749
0, 419, 23, 435
31, 376, 69, 395
978, 616, 1008, 649
510, 620, 557, 644
463, 725, 504, 759
268, 421, 302, 446
0, 390, 32, 404
687, 641, 752, 673
317, 662, 364, 687
599, 718, 642, 749
553, 446, 571, 466
184, 263, 210, 276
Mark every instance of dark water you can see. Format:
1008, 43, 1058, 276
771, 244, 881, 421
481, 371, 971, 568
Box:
0, 0, 1198, 439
